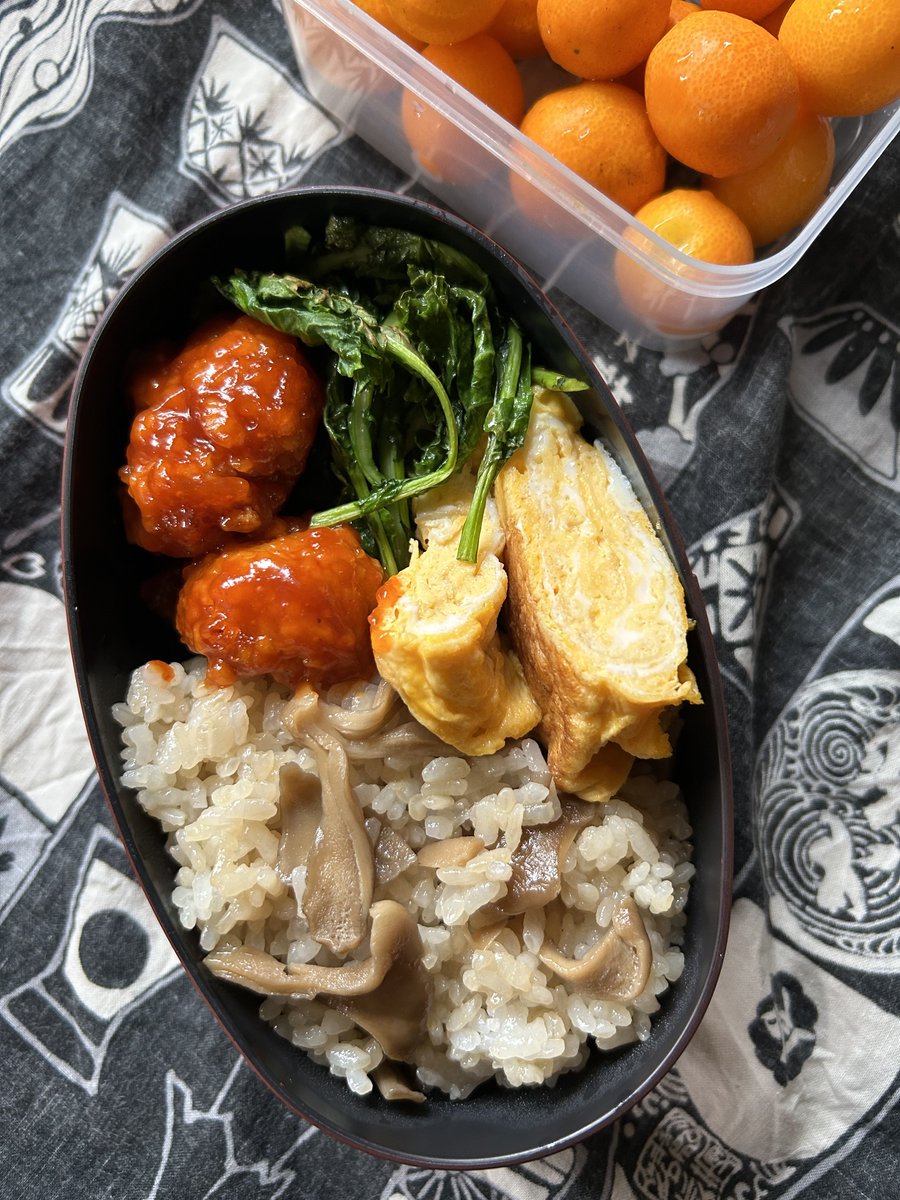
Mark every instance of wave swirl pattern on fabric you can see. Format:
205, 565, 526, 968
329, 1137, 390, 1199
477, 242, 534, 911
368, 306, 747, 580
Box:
0, 0, 205, 157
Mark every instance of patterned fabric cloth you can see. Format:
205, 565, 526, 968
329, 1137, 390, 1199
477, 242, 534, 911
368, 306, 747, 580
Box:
2, 2, 899, 1197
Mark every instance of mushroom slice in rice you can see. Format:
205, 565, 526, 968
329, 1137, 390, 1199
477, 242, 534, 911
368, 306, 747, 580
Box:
538, 898, 652, 1002
279, 685, 375, 957
303, 740, 375, 957
205, 944, 324, 997
205, 900, 431, 1062
276, 763, 321, 884
319, 676, 399, 738
482, 795, 594, 920
469, 913, 523, 950
328, 901, 433, 1062
416, 835, 485, 869
372, 1062, 426, 1104
374, 825, 417, 885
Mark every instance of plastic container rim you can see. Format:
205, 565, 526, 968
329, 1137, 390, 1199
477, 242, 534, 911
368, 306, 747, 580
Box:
284, 0, 900, 300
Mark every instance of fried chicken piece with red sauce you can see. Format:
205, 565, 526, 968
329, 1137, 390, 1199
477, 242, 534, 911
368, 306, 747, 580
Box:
121, 315, 323, 558
176, 522, 384, 689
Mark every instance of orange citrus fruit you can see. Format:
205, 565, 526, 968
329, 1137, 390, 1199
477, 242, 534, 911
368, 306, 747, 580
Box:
351, 0, 425, 47
536, 0, 672, 80
703, 109, 834, 246
487, 0, 545, 59
645, 10, 801, 176
401, 35, 525, 183
620, 1, 701, 92
670, 1, 704, 26
699, 0, 783, 19
779, 0, 900, 116
627, 188, 754, 264
615, 188, 754, 333
515, 81, 667, 214
385, 0, 505, 44
757, 0, 793, 35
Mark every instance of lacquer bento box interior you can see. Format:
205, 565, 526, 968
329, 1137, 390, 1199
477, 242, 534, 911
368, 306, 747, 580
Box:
61, 187, 733, 1168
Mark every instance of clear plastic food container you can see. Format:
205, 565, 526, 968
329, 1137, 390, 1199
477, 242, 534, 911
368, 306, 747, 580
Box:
282, 0, 900, 348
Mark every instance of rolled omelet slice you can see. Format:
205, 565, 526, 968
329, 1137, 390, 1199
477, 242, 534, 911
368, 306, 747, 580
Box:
369, 473, 540, 756
494, 389, 701, 795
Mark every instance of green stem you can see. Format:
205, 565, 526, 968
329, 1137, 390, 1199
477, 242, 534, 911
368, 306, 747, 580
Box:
531, 366, 589, 392
456, 325, 523, 563
456, 463, 497, 564
311, 329, 459, 527
348, 379, 381, 489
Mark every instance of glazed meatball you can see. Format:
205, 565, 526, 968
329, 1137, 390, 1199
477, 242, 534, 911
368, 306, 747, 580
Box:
176, 524, 385, 689
121, 315, 323, 558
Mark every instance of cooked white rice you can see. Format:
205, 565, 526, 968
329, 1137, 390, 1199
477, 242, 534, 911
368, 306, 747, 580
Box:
115, 657, 693, 1099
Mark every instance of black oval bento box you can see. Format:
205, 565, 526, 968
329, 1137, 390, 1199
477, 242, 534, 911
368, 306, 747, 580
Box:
61, 186, 733, 1169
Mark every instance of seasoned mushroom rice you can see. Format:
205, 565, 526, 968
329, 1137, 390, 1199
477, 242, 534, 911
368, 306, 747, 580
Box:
115, 657, 693, 1099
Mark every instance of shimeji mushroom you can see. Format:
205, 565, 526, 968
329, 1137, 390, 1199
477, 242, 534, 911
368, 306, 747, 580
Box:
205, 899, 433, 1063
276, 762, 321, 884
277, 709, 375, 958
537, 898, 652, 1002
374, 825, 418, 885
483, 795, 595, 919
416, 835, 486, 869
372, 1061, 426, 1104
318, 676, 399, 738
